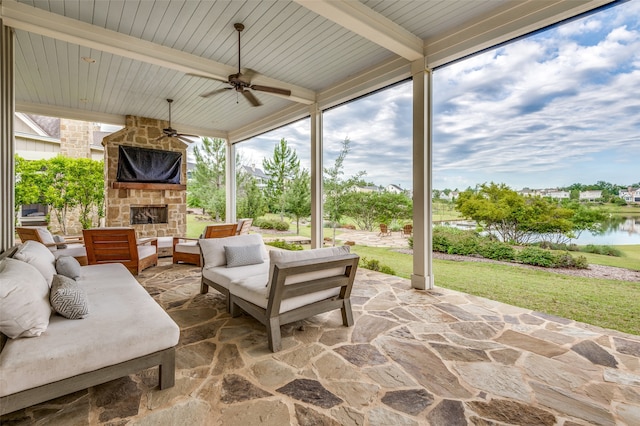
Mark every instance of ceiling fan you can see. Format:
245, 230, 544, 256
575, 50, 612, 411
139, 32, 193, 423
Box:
188, 23, 292, 107
155, 99, 198, 143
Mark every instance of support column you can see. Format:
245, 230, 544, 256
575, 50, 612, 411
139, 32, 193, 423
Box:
1, 21, 15, 252
225, 140, 236, 223
411, 59, 434, 290
310, 104, 323, 249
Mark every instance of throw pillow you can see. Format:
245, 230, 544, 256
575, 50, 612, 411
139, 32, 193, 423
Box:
0, 257, 51, 338
36, 227, 57, 252
13, 240, 57, 287
225, 244, 265, 268
200, 234, 268, 268
53, 235, 68, 249
50, 275, 89, 319
55, 256, 82, 280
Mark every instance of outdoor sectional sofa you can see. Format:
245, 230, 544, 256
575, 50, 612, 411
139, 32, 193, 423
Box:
0, 240, 180, 415
199, 233, 359, 351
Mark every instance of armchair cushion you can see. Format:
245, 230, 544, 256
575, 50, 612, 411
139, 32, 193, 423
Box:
36, 228, 57, 251
0, 258, 51, 338
55, 256, 82, 280
174, 240, 200, 254
13, 240, 57, 287
225, 244, 265, 268
200, 234, 268, 268
50, 274, 89, 319
138, 244, 157, 260
52, 235, 68, 249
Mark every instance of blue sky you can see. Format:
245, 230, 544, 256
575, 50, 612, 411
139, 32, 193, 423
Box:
237, 0, 640, 191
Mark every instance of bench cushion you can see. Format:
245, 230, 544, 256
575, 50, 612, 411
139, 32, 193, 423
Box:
0, 263, 179, 397
13, 240, 57, 287
202, 262, 269, 290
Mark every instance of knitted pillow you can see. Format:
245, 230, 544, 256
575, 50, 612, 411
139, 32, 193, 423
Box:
55, 256, 81, 280
224, 244, 265, 268
50, 274, 89, 319
53, 235, 68, 249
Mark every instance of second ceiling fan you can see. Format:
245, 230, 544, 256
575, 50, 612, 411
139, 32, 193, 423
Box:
189, 23, 291, 107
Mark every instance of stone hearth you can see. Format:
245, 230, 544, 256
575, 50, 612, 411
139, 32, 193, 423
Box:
102, 116, 187, 238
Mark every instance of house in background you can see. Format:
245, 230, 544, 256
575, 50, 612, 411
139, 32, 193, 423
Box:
239, 164, 270, 189
619, 187, 640, 204
579, 190, 603, 202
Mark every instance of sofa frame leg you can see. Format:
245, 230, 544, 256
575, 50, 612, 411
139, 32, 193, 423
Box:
267, 318, 281, 352
200, 282, 209, 294
341, 300, 354, 327
159, 347, 176, 389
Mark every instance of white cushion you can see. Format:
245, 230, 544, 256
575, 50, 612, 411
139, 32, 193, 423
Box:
200, 234, 267, 269
225, 244, 265, 268
175, 241, 200, 254
0, 263, 180, 397
53, 246, 87, 260
232, 274, 339, 314
137, 244, 156, 260
13, 240, 57, 287
36, 227, 57, 252
157, 236, 173, 248
202, 263, 269, 290
0, 258, 51, 338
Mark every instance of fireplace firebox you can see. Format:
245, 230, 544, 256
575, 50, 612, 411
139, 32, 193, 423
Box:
130, 205, 168, 225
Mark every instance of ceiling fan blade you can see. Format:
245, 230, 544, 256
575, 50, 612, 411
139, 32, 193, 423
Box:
239, 68, 257, 83
200, 87, 232, 98
242, 90, 262, 107
250, 84, 292, 96
177, 132, 200, 138
186, 73, 229, 84
177, 135, 197, 144
154, 134, 168, 142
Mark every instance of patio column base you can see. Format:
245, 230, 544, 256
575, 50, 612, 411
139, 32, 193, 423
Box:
411, 274, 433, 290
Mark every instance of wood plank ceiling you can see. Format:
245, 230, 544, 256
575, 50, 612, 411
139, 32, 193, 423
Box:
0, 0, 615, 143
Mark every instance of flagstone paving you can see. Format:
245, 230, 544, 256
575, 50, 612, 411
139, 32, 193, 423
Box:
2, 259, 639, 425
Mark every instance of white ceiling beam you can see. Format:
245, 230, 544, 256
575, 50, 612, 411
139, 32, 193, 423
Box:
426, 0, 615, 68
294, 0, 424, 61
0, 0, 316, 105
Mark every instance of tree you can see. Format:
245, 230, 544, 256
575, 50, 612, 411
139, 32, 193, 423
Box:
343, 191, 412, 231
189, 137, 226, 221
14, 156, 46, 220
263, 138, 300, 220
237, 176, 267, 220
285, 167, 311, 234
323, 138, 364, 244
455, 182, 576, 244
15, 155, 104, 231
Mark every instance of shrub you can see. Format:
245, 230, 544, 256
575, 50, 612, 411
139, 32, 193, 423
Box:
478, 241, 516, 261
553, 252, 588, 269
517, 247, 556, 267
581, 244, 622, 257
255, 218, 290, 231
359, 257, 396, 275
408, 236, 413, 249
265, 239, 303, 251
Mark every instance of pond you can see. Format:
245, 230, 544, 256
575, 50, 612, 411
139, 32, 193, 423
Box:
442, 215, 640, 246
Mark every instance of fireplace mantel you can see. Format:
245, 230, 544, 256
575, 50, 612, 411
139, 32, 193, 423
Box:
112, 182, 186, 190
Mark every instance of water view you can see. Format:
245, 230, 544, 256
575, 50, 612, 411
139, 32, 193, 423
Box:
444, 215, 640, 246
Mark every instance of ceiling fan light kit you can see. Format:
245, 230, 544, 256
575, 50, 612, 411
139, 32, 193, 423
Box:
188, 23, 291, 107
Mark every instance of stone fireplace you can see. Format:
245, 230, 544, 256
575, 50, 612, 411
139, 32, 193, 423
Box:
102, 116, 187, 238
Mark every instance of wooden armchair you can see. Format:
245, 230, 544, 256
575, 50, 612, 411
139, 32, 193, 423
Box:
402, 224, 413, 237
236, 218, 253, 235
378, 224, 391, 237
82, 228, 157, 275
172, 223, 238, 266
16, 226, 87, 265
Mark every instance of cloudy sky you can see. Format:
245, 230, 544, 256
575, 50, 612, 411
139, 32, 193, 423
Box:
236, 1, 639, 191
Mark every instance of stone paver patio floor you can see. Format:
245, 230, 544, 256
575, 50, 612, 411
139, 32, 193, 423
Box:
2, 259, 639, 425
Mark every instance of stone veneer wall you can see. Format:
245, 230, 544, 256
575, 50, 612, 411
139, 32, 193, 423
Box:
59, 119, 99, 158
102, 115, 187, 238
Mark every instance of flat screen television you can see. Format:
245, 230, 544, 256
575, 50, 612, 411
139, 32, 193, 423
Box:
116, 145, 182, 184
